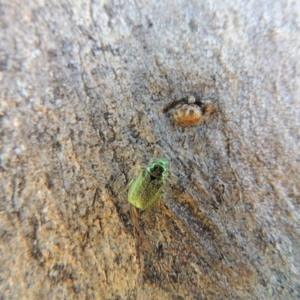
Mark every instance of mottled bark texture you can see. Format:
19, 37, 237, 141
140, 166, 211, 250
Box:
0, 0, 299, 299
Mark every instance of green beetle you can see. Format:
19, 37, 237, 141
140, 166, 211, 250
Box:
128, 158, 169, 210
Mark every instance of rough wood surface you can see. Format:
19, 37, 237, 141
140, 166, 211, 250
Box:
1, 1, 299, 299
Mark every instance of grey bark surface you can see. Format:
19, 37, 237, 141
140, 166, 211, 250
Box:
0, 0, 300, 299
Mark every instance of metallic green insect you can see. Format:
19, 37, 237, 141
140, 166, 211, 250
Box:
128, 158, 169, 210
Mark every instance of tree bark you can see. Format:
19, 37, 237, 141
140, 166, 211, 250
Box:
0, 0, 299, 299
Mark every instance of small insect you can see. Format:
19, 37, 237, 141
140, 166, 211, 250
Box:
128, 158, 169, 210
168, 95, 216, 126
